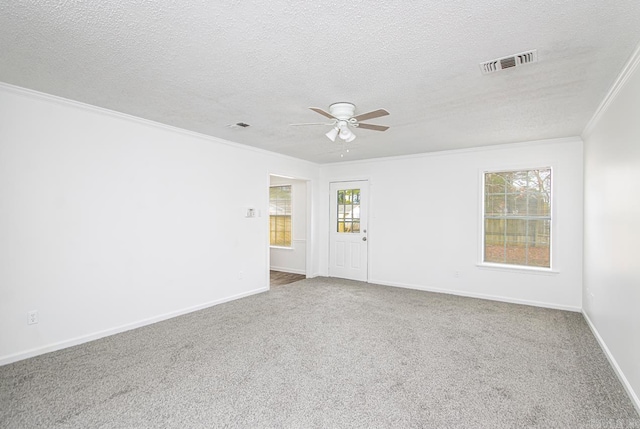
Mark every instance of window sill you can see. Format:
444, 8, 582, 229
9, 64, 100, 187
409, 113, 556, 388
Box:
270, 246, 294, 250
476, 263, 559, 275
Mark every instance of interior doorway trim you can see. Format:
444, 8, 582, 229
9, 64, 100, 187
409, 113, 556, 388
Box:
267, 172, 313, 287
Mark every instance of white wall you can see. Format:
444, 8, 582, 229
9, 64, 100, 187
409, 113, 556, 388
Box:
0, 84, 319, 364
269, 176, 307, 274
582, 47, 640, 411
319, 138, 584, 310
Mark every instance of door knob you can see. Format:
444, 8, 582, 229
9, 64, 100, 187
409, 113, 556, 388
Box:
362, 237, 367, 241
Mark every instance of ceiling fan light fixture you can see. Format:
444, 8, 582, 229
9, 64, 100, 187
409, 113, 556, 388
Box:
325, 127, 339, 142
339, 126, 352, 139
344, 133, 356, 143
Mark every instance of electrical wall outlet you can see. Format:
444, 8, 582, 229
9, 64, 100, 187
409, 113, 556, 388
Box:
27, 310, 38, 325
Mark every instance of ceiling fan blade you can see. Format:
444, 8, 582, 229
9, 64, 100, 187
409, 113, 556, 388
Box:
290, 122, 334, 126
352, 108, 389, 122
357, 123, 389, 132
309, 107, 337, 120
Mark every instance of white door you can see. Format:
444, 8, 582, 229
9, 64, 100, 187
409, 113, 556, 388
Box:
329, 181, 368, 281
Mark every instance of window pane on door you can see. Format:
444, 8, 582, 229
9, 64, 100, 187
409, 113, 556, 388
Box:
336, 188, 361, 233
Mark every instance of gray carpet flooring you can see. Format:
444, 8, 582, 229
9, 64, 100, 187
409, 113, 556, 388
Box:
1, 277, 638, 428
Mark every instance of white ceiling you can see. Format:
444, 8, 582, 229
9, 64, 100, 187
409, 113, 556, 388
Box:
2, 1, 640, 163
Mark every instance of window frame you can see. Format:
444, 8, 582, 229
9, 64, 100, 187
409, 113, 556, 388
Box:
269, 184, 293, 249
479, 166, 556, 273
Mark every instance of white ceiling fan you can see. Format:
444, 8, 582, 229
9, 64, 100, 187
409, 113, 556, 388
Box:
291, 102, 390, 142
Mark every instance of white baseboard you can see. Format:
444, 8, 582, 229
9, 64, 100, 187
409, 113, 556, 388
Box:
270, 266, 306, 275
0, 286, 268, 366
369, 278, 582, 312
582, 311, 640, 415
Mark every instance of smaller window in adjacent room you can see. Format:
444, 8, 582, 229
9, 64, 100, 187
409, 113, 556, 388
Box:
483, 168, 552, 268
269, 185, 292, 247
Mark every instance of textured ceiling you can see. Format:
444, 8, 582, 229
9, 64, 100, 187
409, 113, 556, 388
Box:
2, 1, 640, 163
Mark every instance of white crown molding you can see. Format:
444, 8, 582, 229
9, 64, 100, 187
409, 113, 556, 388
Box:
0, 82, 319, 167
582, 42, 640, 139
322, 136, 583, 167
0, 81, 583, 167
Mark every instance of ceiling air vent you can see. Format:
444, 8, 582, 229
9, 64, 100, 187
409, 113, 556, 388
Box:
226, 122, 251, 128
480, 49, 538, 75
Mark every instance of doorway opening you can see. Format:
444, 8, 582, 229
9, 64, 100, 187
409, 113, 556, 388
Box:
268, 174, 310, 288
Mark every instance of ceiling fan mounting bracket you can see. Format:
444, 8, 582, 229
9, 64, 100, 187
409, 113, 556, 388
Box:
328, 102, 356, 120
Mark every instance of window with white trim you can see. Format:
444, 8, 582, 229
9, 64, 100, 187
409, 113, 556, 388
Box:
483, 168, 551, 268
269, 185, 292, 247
